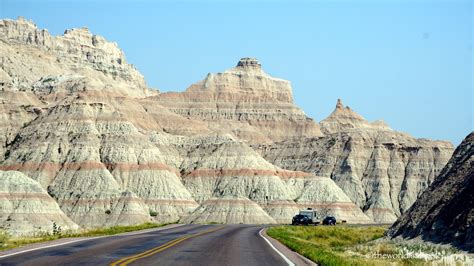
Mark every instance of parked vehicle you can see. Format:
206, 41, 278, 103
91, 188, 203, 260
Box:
292, 214, 311, 225
299, 209, 316, 221
291, 208, 320, 225
322, 216, 336, 225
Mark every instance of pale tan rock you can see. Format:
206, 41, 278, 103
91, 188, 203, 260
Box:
1, 99, 198, 227
285, 176, 372, 223
0, 90, 43, 162
257, 100, 454, 223
262, 200, 301, 224
320, 99, 392, 134
0, 170, 79, 235
154, 58, 323, 144
181, 196, 277, 224
0, 17, 156, 97
0, 18, 455, 231
175, 134, 306, 223
170, 133, 370, 223
56, 191, 152, 228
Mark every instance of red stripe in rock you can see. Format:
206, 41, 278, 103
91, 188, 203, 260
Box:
296, 202, 361, 209
59, 198, 197, 204
184, 168, 311, 179
0, 162, 180, 176
367, 208, 395, 212
0, 192, 56, 200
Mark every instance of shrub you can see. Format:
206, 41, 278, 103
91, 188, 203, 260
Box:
52, 222, 62, 236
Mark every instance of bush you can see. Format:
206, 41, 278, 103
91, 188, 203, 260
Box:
105, 209, 111, 215
52, 222, 62, 236
149, 210, 158, 217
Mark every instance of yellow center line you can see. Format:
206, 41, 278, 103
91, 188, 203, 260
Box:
110, 237, 184, 266
109, 226, 225, 266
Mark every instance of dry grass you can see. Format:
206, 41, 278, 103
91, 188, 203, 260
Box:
0, 222, 168, 251
267, 225, 430, 266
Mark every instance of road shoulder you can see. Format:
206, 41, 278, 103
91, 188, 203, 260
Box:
261, 228, 317, 266
0, 223, 184, 259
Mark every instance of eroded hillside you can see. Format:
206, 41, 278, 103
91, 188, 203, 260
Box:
0, 17, 454, 234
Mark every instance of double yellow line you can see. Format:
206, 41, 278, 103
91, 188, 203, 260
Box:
109, 226, 225, 266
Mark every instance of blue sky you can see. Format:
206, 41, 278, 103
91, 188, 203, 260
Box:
1, 0, 472, 144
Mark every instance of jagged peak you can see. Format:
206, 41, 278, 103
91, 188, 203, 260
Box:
193, 57, 292, 94
328, 99, 365, 120
2, 17, 91, 38
224, 57, 272, 77
236, 57, 261, 69
16, 16, 35, 25
64, 27, 91, 36
6, 16, 35, 25
0, 17, 45, 34
335, 98, 355, 112
0, 17, 151, 96
0, 17, 117, 50
320, 99, 394, 134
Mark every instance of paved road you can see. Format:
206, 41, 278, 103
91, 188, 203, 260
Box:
0, 225, 290, 266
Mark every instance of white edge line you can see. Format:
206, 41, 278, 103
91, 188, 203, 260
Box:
0, 224, 185, 259
0, 237, 104, 259
259, 228, 295, 266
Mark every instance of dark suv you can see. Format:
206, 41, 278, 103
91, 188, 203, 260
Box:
292, 214, 310, 225
322, 216, 336, 225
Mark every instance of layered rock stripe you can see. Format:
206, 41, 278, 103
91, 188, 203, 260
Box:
0, 170, 79, 235
256, 100, 453, 223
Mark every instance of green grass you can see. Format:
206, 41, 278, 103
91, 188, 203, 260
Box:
0, 222, 168, 251
267, 225, 409, 266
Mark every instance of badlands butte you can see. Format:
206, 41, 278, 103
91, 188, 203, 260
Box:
0, 18, 455, 235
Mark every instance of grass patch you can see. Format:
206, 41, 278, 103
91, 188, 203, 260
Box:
0, 222, 168, 251
267, 225, 412, 266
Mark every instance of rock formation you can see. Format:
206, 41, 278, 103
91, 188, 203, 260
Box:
0, 170, 78, 235
290, 176, 372, 223
257, 99, 454, 223
388, 132, 473, 252
320, 99, 392, 134
1, 98, 199, 227
0, 17, 153, 97
154, 57, 323, 144
181, 196, 278, 224
0, 18, 200, 229
0, 18, 456, 234
160, 133, 371, 224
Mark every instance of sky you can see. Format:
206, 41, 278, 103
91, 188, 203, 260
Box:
1, 0, 472, 144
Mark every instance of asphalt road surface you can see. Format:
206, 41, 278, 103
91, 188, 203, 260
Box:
0, 225, 292, 266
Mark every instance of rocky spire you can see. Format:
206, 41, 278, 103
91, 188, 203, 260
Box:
335, 98, 353, 111
236, 57, 261, 69
320, 98, 393, 134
